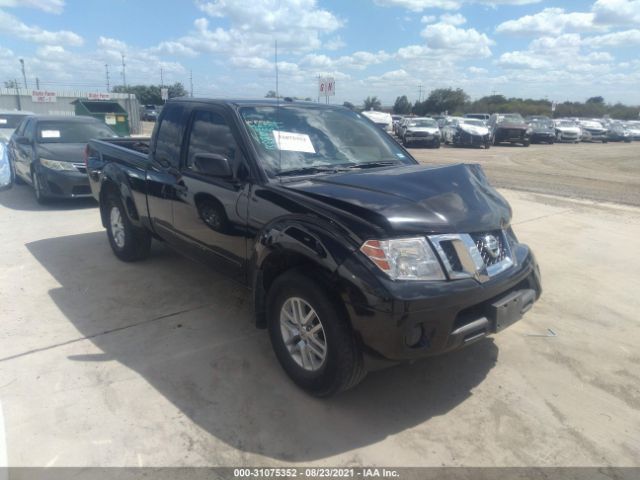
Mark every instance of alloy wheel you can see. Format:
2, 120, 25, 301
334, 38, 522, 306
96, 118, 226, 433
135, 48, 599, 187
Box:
110, 206, 126, 249
279, 297, 327, 372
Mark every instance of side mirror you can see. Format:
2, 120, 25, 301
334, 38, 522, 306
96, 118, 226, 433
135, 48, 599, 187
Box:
193, 153, 233, 178
15, 136, 31, 145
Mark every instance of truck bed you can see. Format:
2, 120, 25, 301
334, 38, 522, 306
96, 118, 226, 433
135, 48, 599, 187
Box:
89, 137, 151, 170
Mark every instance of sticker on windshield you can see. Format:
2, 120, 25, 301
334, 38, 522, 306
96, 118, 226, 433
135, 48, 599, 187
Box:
0, 119, 7, 125
272, 131, 315, 153
105, 114, 116, 125
396, 153, 405, 158
41, 130, 61, 138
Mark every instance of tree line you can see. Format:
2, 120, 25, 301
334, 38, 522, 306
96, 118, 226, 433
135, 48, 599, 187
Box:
350, 89, 639, 120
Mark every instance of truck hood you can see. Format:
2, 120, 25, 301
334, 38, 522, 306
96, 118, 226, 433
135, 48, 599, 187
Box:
36, 143, 86, 162
282, 163, 511, 236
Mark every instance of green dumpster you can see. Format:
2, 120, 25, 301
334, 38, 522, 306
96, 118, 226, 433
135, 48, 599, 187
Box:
72, 99, 130, 136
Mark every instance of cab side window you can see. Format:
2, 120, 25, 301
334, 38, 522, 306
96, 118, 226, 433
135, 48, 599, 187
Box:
186, 110, 242, 172
154, 105, 185, 168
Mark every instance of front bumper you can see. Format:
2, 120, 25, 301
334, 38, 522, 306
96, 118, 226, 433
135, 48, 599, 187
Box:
531, 132, 554, 143
454, 131, 490, 146
556, 132, 579, 142
405, 133, 439, 144
494, 128, 528, 143
340, 244, 541, 363
36, 165, 92, 198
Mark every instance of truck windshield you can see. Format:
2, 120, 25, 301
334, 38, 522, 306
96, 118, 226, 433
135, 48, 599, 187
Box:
239, 106, 413, 175
37, 121, 117, 144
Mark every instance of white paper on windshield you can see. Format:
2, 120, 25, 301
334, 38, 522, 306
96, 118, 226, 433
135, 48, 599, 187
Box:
105, 114, 116, 125
41, 130, 61, 138
0, 119, 7, 125
272, 131, 315, 153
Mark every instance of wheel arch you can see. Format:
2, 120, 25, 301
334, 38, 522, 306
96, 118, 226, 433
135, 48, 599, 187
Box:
250, 217, 356, 329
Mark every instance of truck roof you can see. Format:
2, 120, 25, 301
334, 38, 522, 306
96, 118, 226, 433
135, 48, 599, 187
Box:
166, 97, 343, 110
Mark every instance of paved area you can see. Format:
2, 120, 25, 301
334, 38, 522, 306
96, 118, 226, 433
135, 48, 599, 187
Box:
0, 181, 638, 467
410, 142, 640, 206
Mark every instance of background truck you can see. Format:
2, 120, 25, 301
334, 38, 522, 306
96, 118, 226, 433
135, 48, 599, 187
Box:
85, 98, 542, 396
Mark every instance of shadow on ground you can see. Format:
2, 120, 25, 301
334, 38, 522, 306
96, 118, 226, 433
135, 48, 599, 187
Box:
0, 182, 97, 211
26, 231, 498, 461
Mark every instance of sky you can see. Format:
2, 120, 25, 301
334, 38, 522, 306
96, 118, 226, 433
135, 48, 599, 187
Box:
0, 0, 639, 105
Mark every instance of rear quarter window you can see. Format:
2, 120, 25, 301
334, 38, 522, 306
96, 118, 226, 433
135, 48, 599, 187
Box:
154, 105, 185, 168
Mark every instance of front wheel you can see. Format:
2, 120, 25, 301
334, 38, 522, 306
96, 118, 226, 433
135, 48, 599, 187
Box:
105, 194, 151, 262
32, 170, 49, 204
523, 140, 531, 147
432, 138, 440, 149
402, 136, 409, 147
267, 270, 366, 396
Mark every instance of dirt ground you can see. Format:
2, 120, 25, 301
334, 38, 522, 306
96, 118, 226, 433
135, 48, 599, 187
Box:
410, 142, 640, 206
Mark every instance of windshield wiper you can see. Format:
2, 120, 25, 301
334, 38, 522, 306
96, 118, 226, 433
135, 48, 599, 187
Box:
344, 160, 400, 169
275, 166, 345, 177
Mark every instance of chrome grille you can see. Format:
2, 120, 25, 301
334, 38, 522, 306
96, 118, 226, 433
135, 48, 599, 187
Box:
73, 163, 87, 174
429, 230, 514, 283
471, 231, 507, 267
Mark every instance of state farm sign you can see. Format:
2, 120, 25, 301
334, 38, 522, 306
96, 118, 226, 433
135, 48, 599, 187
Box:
31, 91, 57, 103
87, 92, 111, 101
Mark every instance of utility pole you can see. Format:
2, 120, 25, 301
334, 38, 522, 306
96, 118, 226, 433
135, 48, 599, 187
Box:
19, 59, 27, 89
35, 77, 40, 89
189, 69, 193, 97
121, 54, 127, 89
417, 84, 423, 103
160, 67, 164, 87
105, 64, 110, 92
14, 78, 22, 110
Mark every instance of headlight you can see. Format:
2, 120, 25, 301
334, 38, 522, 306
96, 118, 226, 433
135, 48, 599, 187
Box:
525, 128, 532, 135
40, 158, 77, 171
360, 237, 445, 281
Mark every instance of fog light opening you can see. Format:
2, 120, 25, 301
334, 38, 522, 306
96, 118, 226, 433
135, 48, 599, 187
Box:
405, 323, 425, 348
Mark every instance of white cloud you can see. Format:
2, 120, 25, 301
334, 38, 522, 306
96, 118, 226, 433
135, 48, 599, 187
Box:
374, 0, 462, 11
374, 0, 541, 12
439, 13, 466, 25
496, 8, 600, 35
421, 15, 437, 23
421, 22, 494, 57
192, 0, 342, 54
585, 29, 640, 47
592, 0, 640, 26
0, 0, 64, 14
152, 41, 198, 57
0, 10, 82, 45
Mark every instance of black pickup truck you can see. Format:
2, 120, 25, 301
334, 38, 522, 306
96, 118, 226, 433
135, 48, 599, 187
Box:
85, 98, 542, 396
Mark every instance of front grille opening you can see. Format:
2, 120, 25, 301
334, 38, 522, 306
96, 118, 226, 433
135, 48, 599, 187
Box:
439, 240, 463, 271
71, 185, 91, 195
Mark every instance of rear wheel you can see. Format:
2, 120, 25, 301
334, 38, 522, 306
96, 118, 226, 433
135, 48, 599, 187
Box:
105, 193, 151, 262
267, 270, 366, 396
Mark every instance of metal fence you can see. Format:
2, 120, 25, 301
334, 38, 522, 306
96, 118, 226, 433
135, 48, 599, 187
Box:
0, 88, 141, 134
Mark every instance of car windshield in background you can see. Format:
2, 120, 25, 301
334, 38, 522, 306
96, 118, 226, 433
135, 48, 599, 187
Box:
409, 119, 437, 127
0, 114, 29, 129
557, 121, 576, 127
532, 121, 553, 129
497, 114, 524, 124
240, 106, 412, 175
37, 121, 117, 144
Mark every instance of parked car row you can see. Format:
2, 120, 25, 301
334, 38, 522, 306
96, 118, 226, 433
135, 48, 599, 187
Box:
0, 110, 118, 203
389, 112, 640, 148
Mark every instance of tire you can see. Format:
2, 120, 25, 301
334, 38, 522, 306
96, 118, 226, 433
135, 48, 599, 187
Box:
267, 270, 366, 396
432, 138, 440, 149
12, 161, 25, 185
603, 140, 608, 144
402, 136, 409, 147
523, 140, 530, 147
32, 170, 49, 205
484, 142, 491, 149
104, 193, 151, 262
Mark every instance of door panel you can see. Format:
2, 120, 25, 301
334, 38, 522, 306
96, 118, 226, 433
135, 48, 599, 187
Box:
171, 107, 249, 282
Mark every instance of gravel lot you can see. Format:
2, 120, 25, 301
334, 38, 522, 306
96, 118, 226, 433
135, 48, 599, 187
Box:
0, 139, 639, 468
410, 142, 640, 207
